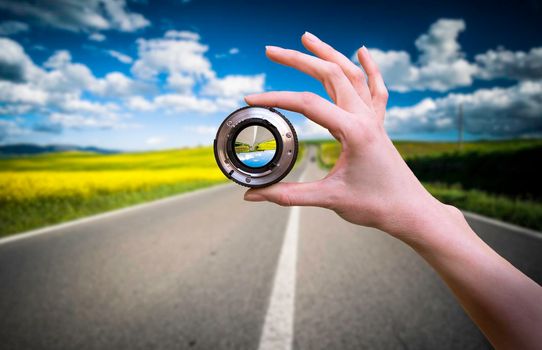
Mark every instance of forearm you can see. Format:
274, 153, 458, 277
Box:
406, 202, 542, 349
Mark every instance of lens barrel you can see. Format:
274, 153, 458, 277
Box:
214, 106, 298, 188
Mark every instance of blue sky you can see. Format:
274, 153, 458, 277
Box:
1, 0, 541, 150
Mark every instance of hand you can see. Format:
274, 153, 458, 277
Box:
244, 32, 456, 244
244, 32, 542, 349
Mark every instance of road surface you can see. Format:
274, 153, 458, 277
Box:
1, 147, 541, 349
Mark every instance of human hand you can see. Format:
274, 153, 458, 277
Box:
244, 32, 457, 245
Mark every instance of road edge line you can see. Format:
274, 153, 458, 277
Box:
463, 210, 542, 240
257, 167, 307, 350
0, 183, 232, 246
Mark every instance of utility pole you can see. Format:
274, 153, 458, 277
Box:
457, 103, 464, 151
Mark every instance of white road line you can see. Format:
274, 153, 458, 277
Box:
257, 169, 307, 350
0, 183, 232, 246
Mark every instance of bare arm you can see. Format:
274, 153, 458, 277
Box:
243, 32, 542, 349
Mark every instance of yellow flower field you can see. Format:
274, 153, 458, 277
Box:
0, 147, 227, 236
0, 169, 224, 202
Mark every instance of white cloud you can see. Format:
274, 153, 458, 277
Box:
0, 20, 29, 35
43, 50, 72, 69
132, 31, 213, 79
48, 112, 123, 129
164, 30, 200, 41
202, 74, 265, 98
108, 49, 133, 64
415, 19, 466, 65
154, 94, 219, 114
0, 37, 39, 82
166, 73, 194, 92
229, 48, 239, 55
0, 0, 149, 33
130, 31, 265, 114
385, 80, 542, 136
355, 19, 477, 92
0, 29, 268, 143
126, 96, 155, 112
0, 80, 48, 105
295, 119, 332, 139
0, 37, 140, 134
475, 47, 542, 81
89, 32, 106, 42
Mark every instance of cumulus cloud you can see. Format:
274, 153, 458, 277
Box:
348, 18, 542, 137
0, 37, 140, 133
132, 31, 213, 79
385, 80, 542, 136
153, 94, 219, 114
0, 20, 29, 35
475, 47, 542, 81
202, 74, 265, 98
125, 96, 155, 112
354, 18, 542, 94
0, 37, 39, 82
355, 19, 477, 92
295, 119, 332, 139
0, 0, 149, 33
130, 31, 264, 113
0, 30, 267, 138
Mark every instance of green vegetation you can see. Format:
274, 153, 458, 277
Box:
0, 147, 226, 237
234, 139, 276, 153
316, 139, 542, 232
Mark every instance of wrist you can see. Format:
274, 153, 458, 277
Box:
403, 199, 482, 258
383, 193, 479, 253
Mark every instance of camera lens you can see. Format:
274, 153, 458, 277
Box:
214, 106, 298, 188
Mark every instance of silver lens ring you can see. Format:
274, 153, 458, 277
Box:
214, 106, 298, 188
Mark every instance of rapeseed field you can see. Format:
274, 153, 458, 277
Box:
0, 147, 226, 237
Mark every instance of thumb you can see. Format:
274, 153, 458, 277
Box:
244, 181, 328, 207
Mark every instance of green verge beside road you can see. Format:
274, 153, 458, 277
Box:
315, 139, 542, 232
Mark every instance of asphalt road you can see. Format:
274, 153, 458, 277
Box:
1, 148, 541, 349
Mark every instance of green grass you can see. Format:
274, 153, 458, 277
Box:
315, 139, 542, 232
1, 181, 219, 236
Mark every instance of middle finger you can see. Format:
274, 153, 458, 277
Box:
265, 45, 363, 113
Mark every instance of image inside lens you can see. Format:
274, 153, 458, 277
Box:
234, 125, 277, 168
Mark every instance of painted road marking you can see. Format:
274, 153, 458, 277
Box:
257, 169, 307, 350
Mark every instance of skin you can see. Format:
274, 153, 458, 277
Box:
243, 32, 542, 349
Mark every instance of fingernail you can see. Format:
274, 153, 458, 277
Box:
304, 31, 320, 42
244, 94, 258, 104
244, 192, 266, 201
265, 45, 281, 53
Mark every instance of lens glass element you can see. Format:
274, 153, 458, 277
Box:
234, 125, 276, 168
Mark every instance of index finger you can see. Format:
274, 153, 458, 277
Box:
244, 91, 350, 141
